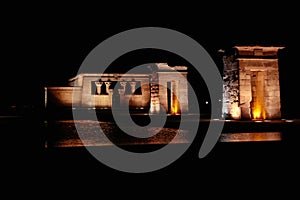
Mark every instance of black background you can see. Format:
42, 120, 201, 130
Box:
2, 3, 299, 198
2, 6, 298, 118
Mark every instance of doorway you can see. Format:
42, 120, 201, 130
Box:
251, 71, 266, 119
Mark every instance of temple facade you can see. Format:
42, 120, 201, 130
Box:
45, 63, 189, 114
45, 46, 284, 119
222, 46, 284, 120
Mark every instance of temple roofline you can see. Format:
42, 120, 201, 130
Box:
234, 46, 285, 57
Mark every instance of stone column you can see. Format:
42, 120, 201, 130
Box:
95, 82, 103, 95
129, 81, 136, 94
120, 82, 127, 91
118, 88, 125, 95
150, 83, 160, 114
109, 89, 113, 107
104, 82, 111, 94
119, 82, 127, 107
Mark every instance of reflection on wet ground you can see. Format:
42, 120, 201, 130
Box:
1, 114, 298, 149
219, 132, 282, 142
1, 115, 299, 195
44, 118, 295, 148
45, 120, 191, 148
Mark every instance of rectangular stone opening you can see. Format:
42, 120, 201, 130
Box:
250, 71, 266, 120
167, 82, 171, 113
171, 81, 180, 114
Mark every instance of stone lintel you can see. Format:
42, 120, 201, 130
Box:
68, 73, 150, 86
234, 46, 284, 57
237, 58, 279, 61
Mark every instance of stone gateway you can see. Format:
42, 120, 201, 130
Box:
222, 46, 284, 120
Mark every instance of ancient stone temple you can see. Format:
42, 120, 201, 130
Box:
45, 63, 188, 114
222, 46, 284, 120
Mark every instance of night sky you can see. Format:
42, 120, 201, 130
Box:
1, 6, 298, 118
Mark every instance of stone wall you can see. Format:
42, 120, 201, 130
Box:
238, 58, 281, 119
45, 87, 82, 108
222, 46, 284, 120
157, 63, 188, 114
222, 54, 240, 119
45, 63, 189, 114
80, 74, 150, 109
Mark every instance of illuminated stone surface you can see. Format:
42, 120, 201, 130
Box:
45, 63, 188, 114
222, 46, 284, 120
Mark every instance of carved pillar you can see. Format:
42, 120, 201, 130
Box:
118, 88, 125, 95
150, 83, 160, 114
129, 81, 136, 94
105, 82, 111, 94
95, 82, 103, 95
109, 89, 113, 107
119, 82, 127, 107
120, 81, 127, 91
